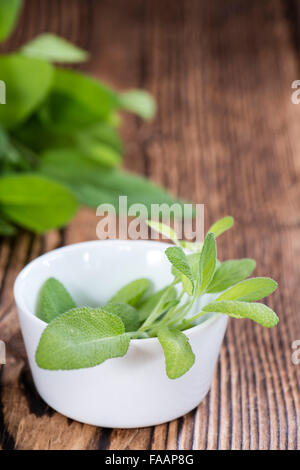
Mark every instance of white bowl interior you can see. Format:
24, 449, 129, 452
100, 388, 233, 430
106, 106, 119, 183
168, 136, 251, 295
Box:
15, 240, 176, 318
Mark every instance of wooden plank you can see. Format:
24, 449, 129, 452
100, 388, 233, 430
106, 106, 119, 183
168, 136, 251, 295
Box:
0, 0, 299, 450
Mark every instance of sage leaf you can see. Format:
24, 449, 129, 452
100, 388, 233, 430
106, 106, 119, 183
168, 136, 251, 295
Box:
0, 174, 78, 232
103, 302, 141, 332
207, 259, 256, 293
0, 0, 22, 43
202, 300, 279, 328
53, 68, 119, 120
138, 286, 177, 321
20, 33, 89, 63
35, 307, 130, 370
36, 277, 76, 323
0, 54, 53, 129
166, 247, 194, 295
199, 232, 217, 294
38, 92, 106, 134
119, 90, 156, 120
108, 278, 151, 306
158, 327, 195, 379
216, 277, 278, 302
208, 216, 234, 238
38, 149, 186, 212
146, 220, 179, 245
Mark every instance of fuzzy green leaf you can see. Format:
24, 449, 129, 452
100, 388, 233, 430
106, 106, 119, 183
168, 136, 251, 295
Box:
119, 90, 156, 120
208, 216, 234, 238
0, 174, 78, 232
36, 277, 76, 323
20, 33, 89, 63
103, 302, 140, 332
35, 307, 130, 370
166, 246, 194, 294
202, 300, 279, 328
158, 327, 195, 379
216, 277, 278, 302
146, 220, 179, 245
108, 278, 151, 306
207, 259, 256, 293
0, 0, 22, 43
53, 68, 118, 120
199, 232, 217, 294
38, 149, 185, 212
0, 54, 53, 129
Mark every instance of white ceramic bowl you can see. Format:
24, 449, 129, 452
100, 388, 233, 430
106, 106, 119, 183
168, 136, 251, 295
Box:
14, 240, 228, 428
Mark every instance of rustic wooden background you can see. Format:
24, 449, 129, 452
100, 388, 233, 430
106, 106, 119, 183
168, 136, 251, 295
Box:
0, 0, 300, 450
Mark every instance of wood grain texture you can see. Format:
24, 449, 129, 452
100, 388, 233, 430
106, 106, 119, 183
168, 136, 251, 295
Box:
0, 0, 300, 450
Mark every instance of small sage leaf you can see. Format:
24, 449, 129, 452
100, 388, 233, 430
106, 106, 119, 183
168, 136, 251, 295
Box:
199, 232, 217, 294
0, 0, 22, 43
36, 277, 76, 323
166, 246, 194, 295
158, 327, 195, 379
108, 278, 151, 306
208, 216, 234, 238
203, 300, 279, 328
207, 259, 256, 293
103, 302, 140, 332
216, 277, 278, 302
119, 90, 156, 120
35, 307, 130, 370
146, 220, 179, 245
20, 33, 89, 63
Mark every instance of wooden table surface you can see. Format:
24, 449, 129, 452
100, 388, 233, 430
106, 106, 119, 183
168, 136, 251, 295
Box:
1, 0, 300, 450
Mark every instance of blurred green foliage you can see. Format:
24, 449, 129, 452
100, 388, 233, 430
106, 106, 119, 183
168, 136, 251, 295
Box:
0, 0, 183, 234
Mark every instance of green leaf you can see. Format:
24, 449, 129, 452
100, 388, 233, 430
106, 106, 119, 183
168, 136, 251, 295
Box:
53, 68, 119, 120
119, 90, 156, 120
138, 286, 177, 321
199, 232, 217, 294
0, 54, 54, 129
207, 259, 256, 293
20, 33, 89, 63
0, 218, 16, 235
35, 307, 130, 370
38, 149, 185, 212
76, 139, 121, 168
0, 0, 22, 43
108, 278, 151, 306
38, 91, 106, 134
36, 277, 76, 323
165, 247, 194, 295
208, 216, 234, 238
146, 220, 179, 245
158, 327, 195, 379
216, 277, 278, 302
0, 174, 78, 232
103, 302, 140, 332
202, 300, 279, 328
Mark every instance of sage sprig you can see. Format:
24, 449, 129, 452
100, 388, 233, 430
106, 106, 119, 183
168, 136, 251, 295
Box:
35, 216, 279, 379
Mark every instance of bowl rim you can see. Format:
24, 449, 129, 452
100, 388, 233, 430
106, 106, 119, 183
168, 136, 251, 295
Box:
14, 239, 222, 344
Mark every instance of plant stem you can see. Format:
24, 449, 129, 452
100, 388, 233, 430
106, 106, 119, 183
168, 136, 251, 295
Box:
138, 281, 177, 332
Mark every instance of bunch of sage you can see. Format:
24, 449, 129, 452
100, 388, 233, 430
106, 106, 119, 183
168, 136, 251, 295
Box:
35, 217, 279, 379
0, 0, 182, 235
